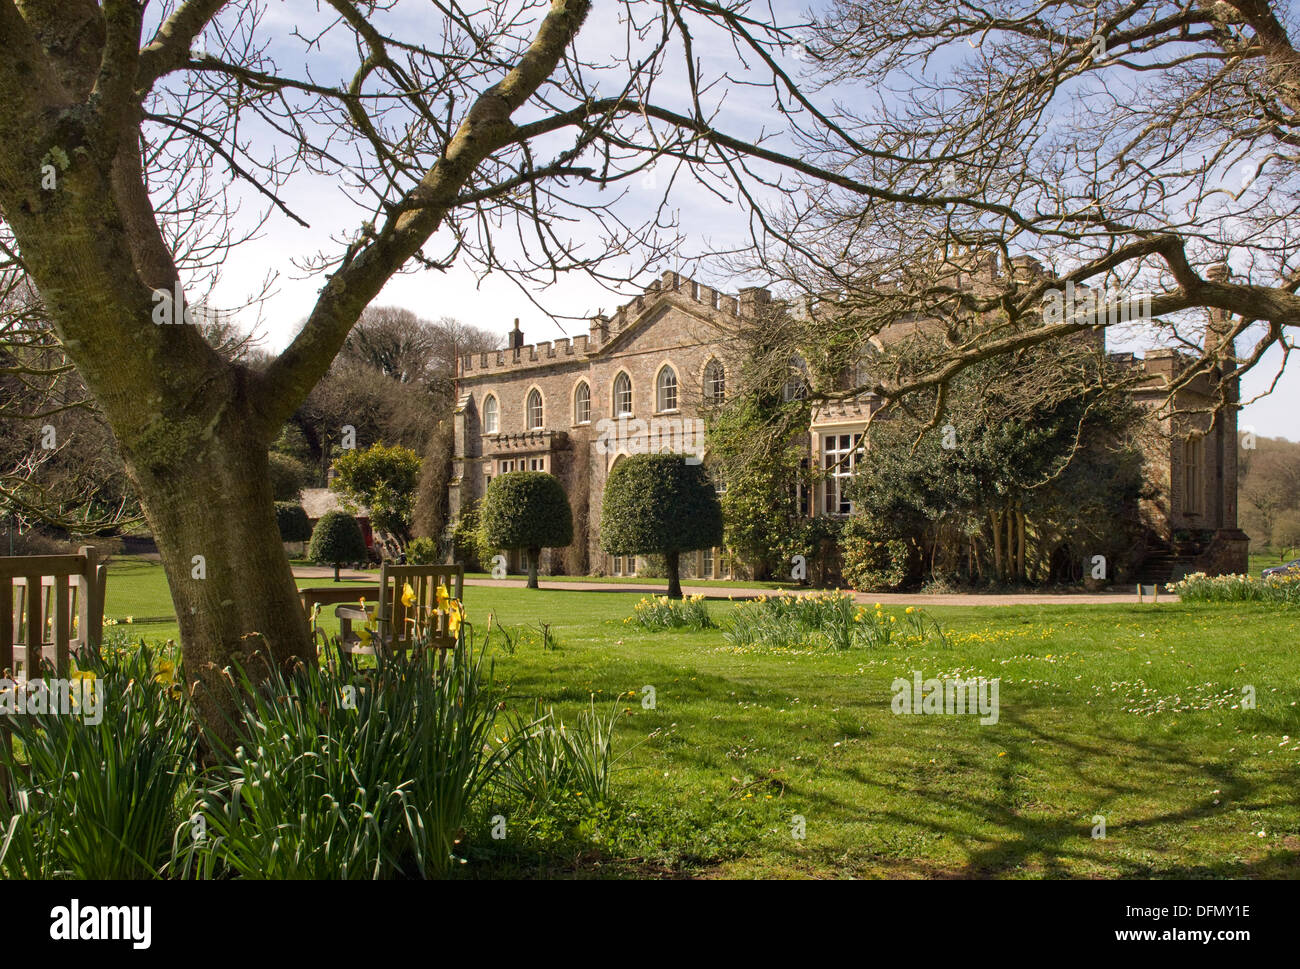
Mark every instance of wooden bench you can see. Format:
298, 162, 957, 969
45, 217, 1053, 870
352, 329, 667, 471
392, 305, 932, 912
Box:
0, 545, 107, 679
334, 564, 464, 664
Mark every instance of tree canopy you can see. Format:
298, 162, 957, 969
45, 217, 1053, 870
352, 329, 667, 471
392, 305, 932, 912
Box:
479, 471, 574, 588
601, 453, 723, 597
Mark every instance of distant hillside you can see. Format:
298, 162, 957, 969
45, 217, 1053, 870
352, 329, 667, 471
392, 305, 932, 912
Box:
1238, 433, 1300, 558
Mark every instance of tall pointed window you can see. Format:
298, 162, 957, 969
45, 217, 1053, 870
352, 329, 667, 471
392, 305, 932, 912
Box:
784, 355, 809, 401
613, 372, 633, 417
1184, 435, 1204, 514
704, 359, 726, 403
526, 389, 543, 430
656, 366, 678, 412
483, 395, 498, 434
574, 381, 591, 424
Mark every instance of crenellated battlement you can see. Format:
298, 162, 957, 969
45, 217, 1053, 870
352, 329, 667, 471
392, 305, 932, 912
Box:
458, 270, 759, 378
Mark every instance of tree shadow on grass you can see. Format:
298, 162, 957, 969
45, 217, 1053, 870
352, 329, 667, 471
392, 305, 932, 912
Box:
783, 704, 1300, 878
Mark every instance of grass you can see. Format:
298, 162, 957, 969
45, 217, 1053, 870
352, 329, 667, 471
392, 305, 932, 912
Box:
1250, 544, 1299, 574
101, 557, 1300, 878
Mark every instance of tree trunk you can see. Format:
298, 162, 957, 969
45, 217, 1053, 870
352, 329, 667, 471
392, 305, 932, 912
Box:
1005, 500, 1015, 583
334, 563, 341, 582
666, 550, 682, 599
526, 547, 540, 589
1016, 509, 1027, 582
990, 510, 1003, 581
126, 421, 311, 755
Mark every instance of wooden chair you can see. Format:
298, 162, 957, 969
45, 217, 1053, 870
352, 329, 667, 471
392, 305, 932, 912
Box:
334, 563, 464, 663
0, 546, 107, 680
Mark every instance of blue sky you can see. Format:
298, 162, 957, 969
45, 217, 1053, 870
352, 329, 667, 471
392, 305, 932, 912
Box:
195, 1, 1298, 441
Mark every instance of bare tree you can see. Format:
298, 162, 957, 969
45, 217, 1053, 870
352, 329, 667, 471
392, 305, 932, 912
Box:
0, 275, 139, 532
0, 0, 886, 734
736, 0, 1300, 426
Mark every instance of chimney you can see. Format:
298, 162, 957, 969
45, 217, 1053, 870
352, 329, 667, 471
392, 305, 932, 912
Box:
1009, 256, 1045, 285
1204, 263, 1234, 343
509, 318, 524, 353
738, 286, 771, 318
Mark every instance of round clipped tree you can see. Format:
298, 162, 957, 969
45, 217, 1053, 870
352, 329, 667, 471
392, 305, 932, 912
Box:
275, 502, 312, 554
601, 454, 724, 599
479, 471, 574, 589
308, 510, 368, 582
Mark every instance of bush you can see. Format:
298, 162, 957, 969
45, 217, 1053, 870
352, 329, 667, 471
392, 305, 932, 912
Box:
776, 517, 845, 585
452, 503, 491, 572
627, 594, 714, 630
331, 442, 423, 545
480, 472, 573, 588
1168, 571, 1300, 605
309, 510, 368, 580
600, 454, 723, 598
275, 502, 312, 544
406, 536, 439, 564
840, 515, 913, 592
268, 452, 310, 502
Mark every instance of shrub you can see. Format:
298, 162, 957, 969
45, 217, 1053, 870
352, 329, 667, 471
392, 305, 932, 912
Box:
479, 472, 573, 588
452, 502, 490, 572
275, 502, 312, 544
1168, 571, 1300, 605
840, 515, 913, 592
600, 454, 723, 598
331, 442, 423, 545
628, 594, 714, 630
309, 510, 368, 580
406, 536, 439, 564
268, 452, 310, 502
776, 516, 845, 585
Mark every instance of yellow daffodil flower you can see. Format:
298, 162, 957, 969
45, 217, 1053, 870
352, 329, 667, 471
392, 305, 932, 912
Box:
436, 584, 451, 611
402, 582, 417, 608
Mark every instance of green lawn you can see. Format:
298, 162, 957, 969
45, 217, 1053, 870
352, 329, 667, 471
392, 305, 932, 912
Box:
1251, 544, 1298, 574
102, 557, 1300, 878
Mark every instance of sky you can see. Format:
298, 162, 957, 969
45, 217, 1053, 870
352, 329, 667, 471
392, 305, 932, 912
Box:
195, 0, 1298, 442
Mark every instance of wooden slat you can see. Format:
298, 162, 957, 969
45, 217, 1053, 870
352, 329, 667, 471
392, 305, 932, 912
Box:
24, 575, 42, 678
0, 579, 13, 676
0, 555, 84, 580
54, 576, 70, 677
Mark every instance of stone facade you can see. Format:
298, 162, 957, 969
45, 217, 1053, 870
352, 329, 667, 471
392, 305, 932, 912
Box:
450, 267, 1248, 579
450, 270, 755, 577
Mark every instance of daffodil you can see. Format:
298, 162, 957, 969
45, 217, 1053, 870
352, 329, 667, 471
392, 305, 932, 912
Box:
402, 582, 417, 608
447, 599, 464, 637
436, 584, 451, 612
153, 659, 176, 686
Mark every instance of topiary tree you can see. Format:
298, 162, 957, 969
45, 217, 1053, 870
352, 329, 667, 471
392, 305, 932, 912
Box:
308, 511, 368, 582
275, 503, 312, 554
600, 454, 723, 598
479, 472, 573, 589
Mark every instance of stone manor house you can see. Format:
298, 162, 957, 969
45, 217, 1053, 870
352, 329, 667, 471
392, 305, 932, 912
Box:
449, 263, 1249, 582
